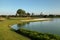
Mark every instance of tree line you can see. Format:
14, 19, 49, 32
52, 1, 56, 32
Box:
0, 9, 60, 18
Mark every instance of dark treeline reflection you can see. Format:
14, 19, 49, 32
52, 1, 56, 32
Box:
10, 22, 32, 40
17, 22, 30, 27
11, 22, 30, 31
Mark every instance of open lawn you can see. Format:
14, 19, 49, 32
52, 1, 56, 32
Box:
0, 17, 30, 40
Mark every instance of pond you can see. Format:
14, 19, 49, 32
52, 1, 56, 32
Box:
11, 18, 60, 35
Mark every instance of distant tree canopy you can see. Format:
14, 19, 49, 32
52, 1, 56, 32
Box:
16, 9, 26, 16
26, 12, 30, 16
15, 9, 60, 17
32, 13, 34, 16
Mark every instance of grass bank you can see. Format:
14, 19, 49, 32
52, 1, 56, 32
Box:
0, 17, 30, 40
17, 28, 60, 40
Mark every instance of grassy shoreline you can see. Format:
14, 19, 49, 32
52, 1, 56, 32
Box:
0, 17, 57, 40
18, 28, 60, 40
0, 17, 31, 40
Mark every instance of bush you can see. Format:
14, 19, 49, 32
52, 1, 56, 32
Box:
19, 29, 60, 40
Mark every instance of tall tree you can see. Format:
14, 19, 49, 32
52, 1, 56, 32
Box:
32, 13, 34, 16
40, 12, 43, 17
16, 9, 26, 16
27, 12, 30, 16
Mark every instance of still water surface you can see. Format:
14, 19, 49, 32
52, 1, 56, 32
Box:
11, 18, 60, 35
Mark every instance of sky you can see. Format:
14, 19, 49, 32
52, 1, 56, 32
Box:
0, 0, 60, 15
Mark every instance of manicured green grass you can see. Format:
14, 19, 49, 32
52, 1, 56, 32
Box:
0, 17, 30, 40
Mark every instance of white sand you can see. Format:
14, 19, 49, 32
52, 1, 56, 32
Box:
20, 18, 52, 22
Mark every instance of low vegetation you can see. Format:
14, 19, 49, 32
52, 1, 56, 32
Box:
15, 28, 60, 40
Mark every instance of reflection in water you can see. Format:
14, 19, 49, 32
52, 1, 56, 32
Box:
16, 22, 30, 27
11, 22, 30, 31
11, 24, 20, 30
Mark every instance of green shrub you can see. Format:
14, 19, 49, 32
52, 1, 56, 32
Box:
19, 29, 60, 40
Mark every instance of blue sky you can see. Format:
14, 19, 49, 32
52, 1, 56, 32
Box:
0, 0, 60, 15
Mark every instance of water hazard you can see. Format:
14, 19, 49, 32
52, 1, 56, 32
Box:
11, 18, 60, 35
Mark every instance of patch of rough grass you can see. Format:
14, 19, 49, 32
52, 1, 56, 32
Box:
0, 18, 30, 40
